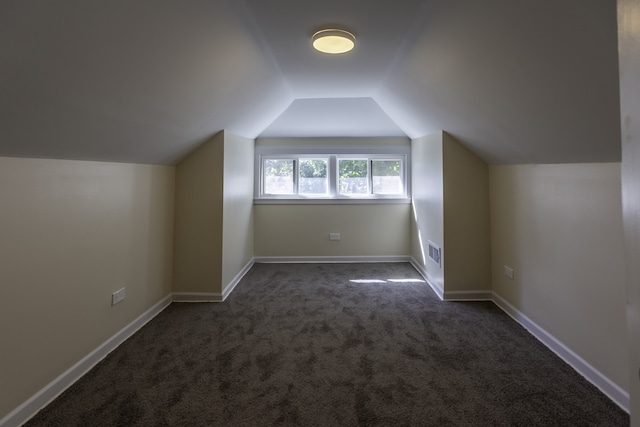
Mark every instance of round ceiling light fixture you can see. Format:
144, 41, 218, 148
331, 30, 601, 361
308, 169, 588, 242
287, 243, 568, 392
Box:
312, 29, 355, 54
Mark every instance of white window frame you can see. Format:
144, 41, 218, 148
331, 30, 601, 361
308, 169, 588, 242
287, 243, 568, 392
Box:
261, 156, 330, 197
254, 145, 411, 204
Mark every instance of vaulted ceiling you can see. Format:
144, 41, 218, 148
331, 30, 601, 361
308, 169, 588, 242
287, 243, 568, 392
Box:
0, 0, 621, 165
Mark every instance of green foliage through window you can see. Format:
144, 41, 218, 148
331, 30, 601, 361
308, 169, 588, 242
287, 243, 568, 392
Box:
263, 159, 294, 194
372, 160, 400, 176
259, 154, 407, 199
339, 159, 368, 178
264, 159, 293, 177
300, 159, 327, 178
299, 158, 328, 195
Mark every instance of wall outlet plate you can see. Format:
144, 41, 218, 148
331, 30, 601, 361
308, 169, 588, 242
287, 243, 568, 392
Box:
112, 288, 126, 306
329, 233, 341, 241
504, 266, 515, 280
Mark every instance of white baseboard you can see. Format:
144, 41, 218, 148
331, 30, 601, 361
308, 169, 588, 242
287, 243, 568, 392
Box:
221, 258, 254, 301
254, 255, 412, 264
4, 266, 628, 425
0, 294, 172, 427
409, 257, 444, 300
406, 260, 629, 412
172, 292, 221, 302
173, 259, 255, 303
492, 292, 630, 413
444, 290, 493, 301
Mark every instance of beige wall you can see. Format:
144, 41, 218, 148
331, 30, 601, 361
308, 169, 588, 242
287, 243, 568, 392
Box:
222, 133, 254, 289
410, 132, 445, 292
173, 132, 224, 294
254, 204, 410, 257
443, 132, 491, 293
490, 163, 628, 391
0, 157, 174, 420
254, 136, 411, 259
618, 0, 640, 420
174, 130, 255, 295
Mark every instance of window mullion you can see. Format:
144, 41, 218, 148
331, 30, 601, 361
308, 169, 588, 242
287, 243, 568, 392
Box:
293, 159, 299, 195
329, 155, 337, 197
368, 159, 373, 195
260, 156, 265, 196
401, 157, 406, 197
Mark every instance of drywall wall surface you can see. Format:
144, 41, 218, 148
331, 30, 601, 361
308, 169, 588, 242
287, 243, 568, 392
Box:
410, 132, 445, 291
173, 132, 224, 293
442, 133, 491, 292
254, 204, 410, 257
618, 0, 640, 420
0, 157, 174, 420
222, 132, 254, 289
490, 163, 628, 391
254, 135, 411, 259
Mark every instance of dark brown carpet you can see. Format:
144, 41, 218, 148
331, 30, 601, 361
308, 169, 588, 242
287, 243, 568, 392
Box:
26, 263, 628, 426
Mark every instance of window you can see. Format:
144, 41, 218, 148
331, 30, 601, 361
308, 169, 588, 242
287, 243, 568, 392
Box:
255, 147, 410, 203
337, 158, 404, 196
299, 158, 328, 196
372, 159, 403, 195
263, 159, 294, 195
262, 157, 329, 197
338, 159, 368, 196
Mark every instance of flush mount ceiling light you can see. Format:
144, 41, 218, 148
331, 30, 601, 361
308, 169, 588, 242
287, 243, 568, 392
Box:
312, 29, 355, 54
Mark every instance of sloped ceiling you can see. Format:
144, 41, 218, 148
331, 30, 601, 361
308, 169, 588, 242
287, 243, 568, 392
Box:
0, 0, 621, 165
260, 98, 406, 138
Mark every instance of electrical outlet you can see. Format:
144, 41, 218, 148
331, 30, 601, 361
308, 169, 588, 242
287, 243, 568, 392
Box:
329, 233, 341, 241
112, 288, 126, 306
503, 266, 514, 280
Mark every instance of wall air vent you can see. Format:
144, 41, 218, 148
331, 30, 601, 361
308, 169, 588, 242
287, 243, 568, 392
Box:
427, 241, 441, 267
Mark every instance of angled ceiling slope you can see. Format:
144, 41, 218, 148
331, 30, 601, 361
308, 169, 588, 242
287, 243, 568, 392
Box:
259, 98, 406, 138
376, 0, 622, 164
0, 0, 290, 164
247, 0, 622, 164
0, 0, 622, 165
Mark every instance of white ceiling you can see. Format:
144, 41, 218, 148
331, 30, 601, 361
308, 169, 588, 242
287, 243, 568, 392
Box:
260, 98, 406, 138
0, 0, 621, 165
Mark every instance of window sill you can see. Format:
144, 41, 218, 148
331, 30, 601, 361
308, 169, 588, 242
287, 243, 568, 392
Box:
254, 197, 412, 205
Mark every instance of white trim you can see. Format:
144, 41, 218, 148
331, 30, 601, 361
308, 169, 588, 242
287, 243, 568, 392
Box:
255, 145, 411, 203
491, 292, 630, 413
254, 197, 412, 205
255, 143, 411, 156
254, 255, 412, 264
172, 259, 256, 303
172, 292, 221, 302
221, 259, 254, 301
4, 265, 628, 425
444, 290, 493, 301
409, 257, 444, 300
0, 294, 172, 427
407, 264, 630, 413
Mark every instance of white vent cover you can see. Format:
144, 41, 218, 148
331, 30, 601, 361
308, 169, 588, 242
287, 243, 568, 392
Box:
427, 241, 441, 267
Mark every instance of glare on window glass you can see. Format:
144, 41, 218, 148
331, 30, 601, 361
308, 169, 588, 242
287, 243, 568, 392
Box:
372, 160, 402, 194
263, 159, 294, 194
339, 159, 368, 195
299, 158, 328, 196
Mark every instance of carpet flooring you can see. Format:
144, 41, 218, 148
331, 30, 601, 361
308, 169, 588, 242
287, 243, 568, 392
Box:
26, 263, 628, 426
